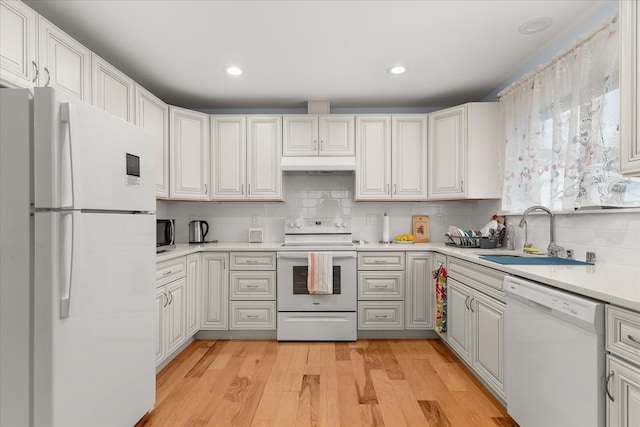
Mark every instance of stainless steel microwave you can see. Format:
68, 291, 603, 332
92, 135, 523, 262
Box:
156, 219, 175, 252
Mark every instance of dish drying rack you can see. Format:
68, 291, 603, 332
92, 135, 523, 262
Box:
446, 227, 505, 249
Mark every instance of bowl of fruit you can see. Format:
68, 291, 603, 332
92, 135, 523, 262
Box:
394, 234, 414, 244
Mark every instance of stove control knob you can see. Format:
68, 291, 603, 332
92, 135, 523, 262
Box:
287, 222, 295, 228
295, 221, 301, 229
342, 221, 348, 228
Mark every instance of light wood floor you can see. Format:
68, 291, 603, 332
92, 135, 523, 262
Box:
136, 339, 518, 427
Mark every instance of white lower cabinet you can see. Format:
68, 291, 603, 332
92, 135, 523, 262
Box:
156, 257, 188, 367
405, 252, 434, 329
228, 252, 276, 330
447, 261, 506, 400
358, 301, 405, 330
606, 305, 640, 427
200, 253, 229, 330
186, 253, 200, 337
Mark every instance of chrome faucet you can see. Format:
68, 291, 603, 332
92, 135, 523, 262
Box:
518, 205, 564, 257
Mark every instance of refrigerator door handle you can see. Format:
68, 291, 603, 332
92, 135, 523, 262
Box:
60, 211, 79, 318
60, 103, 81, 210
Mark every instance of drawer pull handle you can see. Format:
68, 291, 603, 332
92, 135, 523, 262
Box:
244, 260, 259, 264
374, 260, 388, 264
246, 315, 259, 318
162, 270, 172, 276
628, 334, 639, 344
605, 370, 615, 402
374, 314, 388, 319
374, 284, 388, 288
246, 284, 260, 288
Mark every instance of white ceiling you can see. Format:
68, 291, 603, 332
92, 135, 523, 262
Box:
25, 0, 614, 110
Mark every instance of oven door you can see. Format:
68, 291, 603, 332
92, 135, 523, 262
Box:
277, 251, 356, 311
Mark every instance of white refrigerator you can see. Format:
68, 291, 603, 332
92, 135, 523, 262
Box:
0, 88, 156, 427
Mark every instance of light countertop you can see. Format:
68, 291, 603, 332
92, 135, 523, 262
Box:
157, 241, 640, 312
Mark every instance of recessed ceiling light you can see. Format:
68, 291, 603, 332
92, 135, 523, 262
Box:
225, 66, 243, 76
518, 17, 553, 35
387, 65, 407, 75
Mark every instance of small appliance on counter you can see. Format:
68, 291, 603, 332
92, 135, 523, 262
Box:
189, 220, 210, 243
156, 219, 176, 252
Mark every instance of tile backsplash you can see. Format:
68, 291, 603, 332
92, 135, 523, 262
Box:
158, 174, 639, 268
159, 174, 501, 244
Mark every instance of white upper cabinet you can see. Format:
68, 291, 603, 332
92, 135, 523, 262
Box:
135, 85, 169, 198
169, 106, 210, 200
39, 17, 92, 101
0, 0, 37, 89
392, 115, 427, 200
247, 116, 283, 200
356, 115, 392, 199
283, 115, 354, 156
92, 53, 135, 122
211, 115, 282, 201
428, 103, 501, 200
356, 115, 427, 201
211, 115, 247, 200
620, 0, 640, 176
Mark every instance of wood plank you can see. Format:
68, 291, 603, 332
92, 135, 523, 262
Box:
369, 369, 408, 427
350, 347, 379, 405
390, 379, 429, 426
336, 360, 363, 427
418, 400, 452, 427
335, 342, 351, 361
295, 375, 320, 426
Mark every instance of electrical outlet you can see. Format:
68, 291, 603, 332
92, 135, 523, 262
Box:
251, 214, 259, 226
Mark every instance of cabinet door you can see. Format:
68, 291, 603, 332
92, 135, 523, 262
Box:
211, 115, 246, 200
185, 254, 200, 337
135, 85, 169, 198
170, 106, 210, 200
200, 253, 229, 330
472, 292, 505, 399
38, 17, 91, 101
428, 106, 466, 199
319, 115, 355, 156
155, 287, 166, 366
91, 54, 135, 122
246, 116, 282, 200
0, 0, 37, 89
392, 115, 427, 200
607, 355, 640, 427
620, 0, 640, 176
405, 252, 433, 329
165, 277, 187, 355
283, 115, 318, 156
447, 278, 472, 363
355, 115, 391, 200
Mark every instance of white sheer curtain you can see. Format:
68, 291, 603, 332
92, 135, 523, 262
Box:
499, 16, 640, 213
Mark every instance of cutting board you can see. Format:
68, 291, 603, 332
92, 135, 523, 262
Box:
412, 215, 430, 243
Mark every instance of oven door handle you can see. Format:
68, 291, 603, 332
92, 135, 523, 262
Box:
277, 251, 356, 259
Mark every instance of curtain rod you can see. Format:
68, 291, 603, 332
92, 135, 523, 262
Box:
497, 15, 617, 100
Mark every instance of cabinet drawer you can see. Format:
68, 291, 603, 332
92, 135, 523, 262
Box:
448, 257, 504, 291
230, 271, 276, 300
358, 271, 405, 300
230, 252, 276, 270
358, 252, 405, 270
156, 257, 186, 287
607, 305, 640, 365
229, 301, 276, 330
358, 302, 404, 330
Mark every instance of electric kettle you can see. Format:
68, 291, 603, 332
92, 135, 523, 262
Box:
188, 220, 209, 243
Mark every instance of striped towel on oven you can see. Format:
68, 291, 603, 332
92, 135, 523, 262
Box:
308, 252, 333, 294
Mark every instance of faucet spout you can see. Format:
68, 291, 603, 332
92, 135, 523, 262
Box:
518, 205, 563, 257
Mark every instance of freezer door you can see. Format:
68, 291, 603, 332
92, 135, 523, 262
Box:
34, 211, 155, 427
33, 87, 155, 212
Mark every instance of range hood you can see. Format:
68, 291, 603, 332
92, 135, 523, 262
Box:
280, 156, 356, 172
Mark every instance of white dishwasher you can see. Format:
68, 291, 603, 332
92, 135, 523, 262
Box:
504, 275, 605, 427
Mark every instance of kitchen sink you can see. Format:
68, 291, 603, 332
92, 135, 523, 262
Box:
479, 255, 593, 266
